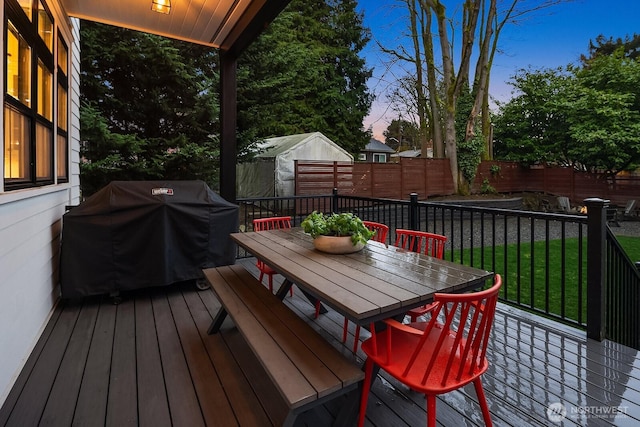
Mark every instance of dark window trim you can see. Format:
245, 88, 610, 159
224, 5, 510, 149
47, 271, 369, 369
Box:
4, 0, 57, 190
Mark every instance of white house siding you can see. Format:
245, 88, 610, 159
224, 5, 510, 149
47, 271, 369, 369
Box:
69, 19, 82, 199
0, 4, 81, 405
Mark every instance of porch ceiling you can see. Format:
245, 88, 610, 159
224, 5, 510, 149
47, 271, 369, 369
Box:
60, 0, 289, 53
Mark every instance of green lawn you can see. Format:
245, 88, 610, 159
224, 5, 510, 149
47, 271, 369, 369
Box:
617, 236, 640, 262
448, 236, 640, 323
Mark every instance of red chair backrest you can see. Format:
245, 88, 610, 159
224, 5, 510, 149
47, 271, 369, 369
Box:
362, 220, 389, 244
253, 216, 292, 231
394, 229, 447, 259
399, 275, 502, 388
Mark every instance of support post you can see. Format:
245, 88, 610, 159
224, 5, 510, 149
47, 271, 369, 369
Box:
219, 51, 237, 203
584, 197, 608, 341
409, 193, 419, 231
332, 188, 339, 214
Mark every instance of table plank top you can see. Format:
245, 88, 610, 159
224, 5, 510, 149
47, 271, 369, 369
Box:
231, 228, 493, 325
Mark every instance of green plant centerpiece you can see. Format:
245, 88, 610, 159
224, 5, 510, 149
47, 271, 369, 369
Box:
301, 211, 374, 254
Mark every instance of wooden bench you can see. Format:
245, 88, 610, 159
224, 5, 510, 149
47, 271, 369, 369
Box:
203, 264, 364, 427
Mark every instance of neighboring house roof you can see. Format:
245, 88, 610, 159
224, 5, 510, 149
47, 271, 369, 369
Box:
391, 148, 434, 158
392, 149, 421, 158
256, 132, 353, 160
362, 139, 395, 153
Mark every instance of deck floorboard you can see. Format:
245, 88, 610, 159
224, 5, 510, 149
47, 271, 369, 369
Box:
2, 259, 639, 426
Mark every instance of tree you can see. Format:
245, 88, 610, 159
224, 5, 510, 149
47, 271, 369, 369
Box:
584, 34, 640, 61
238, 0, 373, 155
380, 0, 569, 194
383, 118, 419, 151
80, 21, 220, 196
493, 49, 640, 175
80, 2, 374, 195
493, 67, 573, 165
565, 50, 640, 174
455, 84, 484, 185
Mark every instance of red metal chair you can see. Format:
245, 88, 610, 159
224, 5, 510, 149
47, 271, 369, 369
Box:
313, 220, 390, 352
362, 220, 389, 244
394, 229, 447, 258
358, 274, 502, 427
394, 229, 448, 322
339, 221, 390, 352
253, 216, 293, 297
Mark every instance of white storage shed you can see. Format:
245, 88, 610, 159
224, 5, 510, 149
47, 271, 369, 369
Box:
237, 132, 354, 198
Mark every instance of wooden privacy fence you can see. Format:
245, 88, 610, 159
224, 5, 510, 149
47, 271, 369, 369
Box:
294, 158, 454, 199
295, 159, 640, 204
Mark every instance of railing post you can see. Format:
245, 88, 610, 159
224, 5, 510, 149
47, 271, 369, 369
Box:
584, 197, 608, 342
332, 188, 339, 213
409, 193, 419, 231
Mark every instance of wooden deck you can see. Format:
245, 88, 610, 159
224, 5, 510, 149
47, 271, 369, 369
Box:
2, 259, 639, 426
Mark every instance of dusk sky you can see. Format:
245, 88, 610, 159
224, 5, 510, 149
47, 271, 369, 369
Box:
356, 0, 640, 140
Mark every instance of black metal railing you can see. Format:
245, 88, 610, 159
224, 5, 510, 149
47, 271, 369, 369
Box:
236, 191, 639, 349
605, 224, 640, 349
334, 192, 589, 329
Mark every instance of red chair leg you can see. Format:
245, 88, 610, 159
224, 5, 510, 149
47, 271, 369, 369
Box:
473, 378, 493, 427
342, 317, 349, 342
357, 358, 375, 427
315, 301, 321, 319
426, 394, 437, 427
352, 325, 361, 353
267, 274, 273, 293
258, 271, 265, 286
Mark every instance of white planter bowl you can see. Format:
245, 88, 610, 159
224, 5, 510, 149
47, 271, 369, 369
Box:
313, 235, 365, 254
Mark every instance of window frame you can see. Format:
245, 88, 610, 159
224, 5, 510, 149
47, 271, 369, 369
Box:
373, 153, 386, 163
3, 0, 61, 190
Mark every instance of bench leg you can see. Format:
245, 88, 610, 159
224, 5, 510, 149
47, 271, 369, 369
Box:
277, 279, 329, 315
207, 307, 228, 334
281, 412, 298, 427
275, 279, 294, 300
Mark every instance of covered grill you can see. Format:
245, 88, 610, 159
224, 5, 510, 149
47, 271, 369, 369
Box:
60, 180, 238, 298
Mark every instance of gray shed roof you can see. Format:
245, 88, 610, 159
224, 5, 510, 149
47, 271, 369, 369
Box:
256, 132, 352, 159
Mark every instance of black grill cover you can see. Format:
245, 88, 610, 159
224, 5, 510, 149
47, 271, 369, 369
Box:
60, 180, 238, 298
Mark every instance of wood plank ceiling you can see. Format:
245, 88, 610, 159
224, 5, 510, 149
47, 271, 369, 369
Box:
60, 0, 283, 51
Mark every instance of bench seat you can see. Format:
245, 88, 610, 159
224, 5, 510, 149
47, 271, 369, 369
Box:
203, 264, 364, 426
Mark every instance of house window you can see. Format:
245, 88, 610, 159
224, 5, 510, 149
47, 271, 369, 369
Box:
37, 1, 52, 51
358, 153, 366, 161
17, 0, 31, 21
6, 21, 31, 107
3, 0, 64, 189
4, 105, 30, 179
373, 153, 386, 163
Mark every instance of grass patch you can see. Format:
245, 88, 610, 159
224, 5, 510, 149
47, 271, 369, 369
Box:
448, 235, 640, 323
449, 238, 587, 322
617, 236, 640, 262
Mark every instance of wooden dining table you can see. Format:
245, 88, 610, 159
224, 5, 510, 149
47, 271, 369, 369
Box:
230, 227, 494, 328
225, 227, 494, 425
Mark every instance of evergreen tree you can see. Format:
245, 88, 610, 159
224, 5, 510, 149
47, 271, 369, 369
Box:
584, 34, 640, 61
238, 0, 373, 155
80, 1, 374, 195
383, 119, 419, 151
80, 21, 220, 196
